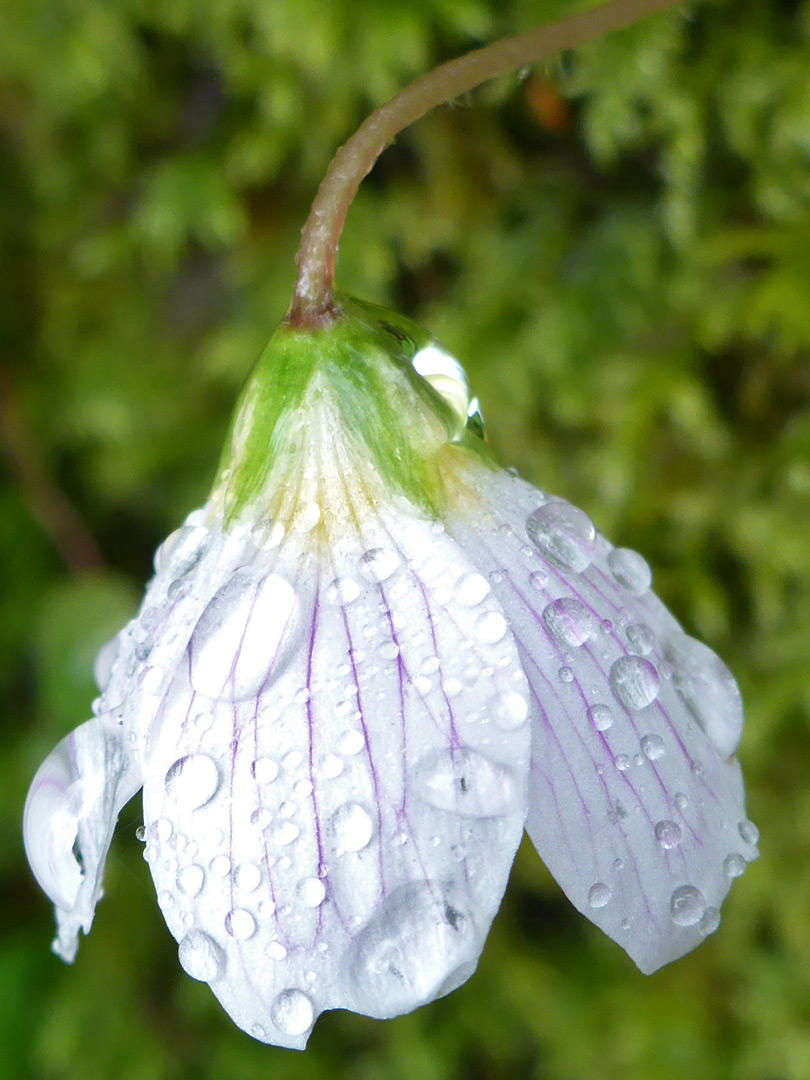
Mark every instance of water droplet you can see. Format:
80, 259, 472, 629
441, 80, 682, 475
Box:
614, 753, 631, 771
296, 501, 321, 532
607, 547, 652, 595
251, 757, 279, 784
411, 748, 520, 818
528, 568, 549, 591
641, 734, 665, 760
663, 632, 743, 758
135, 825, 147, 842
558, 666, 574, 684
610, 656, 659, 709
588, 882, 612, 908
193, 710, 214, 733
626, 623, 656, 656
283, 750, 303, 770
542, 597, 596, 648
318, 753, 344, 779
670, 885, 707, 927
359, 547, 399, 583
474, 611, 507, 644
266, 941, 287, 960
526, 501, 596, 573
339, 731, 365, 756
326, 577, 360, 606
495, 690, 529, 729
738, 819, 759, 846
675, 792, 689, 812
165, 754, 219, 809
454, 573, 490, 607
271, 989, 314, 1036
332, 803, 374, 852
225, 908, 256, 940
176, 864, 205, 898
272, 822, 300, 846
588, 704, 613, 731
724, 853, 747, 878
700, 907, 721, 935
154, 525, 209, 577
298, 877, 326, 907
655, 820, 683, 849
234, 863, 261, 892
377, 641, 400, 661
210, 854, 231, 877
178, 930, 225, 982
251, 1023, 266, 1039
140, 665, 165, 694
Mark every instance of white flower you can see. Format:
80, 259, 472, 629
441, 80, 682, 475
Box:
24, 297, 758, 1049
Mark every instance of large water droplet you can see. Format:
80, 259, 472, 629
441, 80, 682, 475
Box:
176, 864, 206, 898
663, 632, 743, 758
670, 885, 707, 927
526, 501, 597, 573
542, 597, 596, 648
225, 908, 256, 940
164, 754, 219, 810
359, 547, 399, 583
588, 882, 612, 908
610, 656, 659, 710
298, 877, 327, 907
607, 547, 652, 595
331, 803, 374, 852
178, 930, 225, 981
350, 881, 476, 1016
453, 574, 490, 608
411, 748, 520, 818
655, 820, 683, 849
495, 691, 529, 730
234, 863, 262, 892
474, 611, 507, 644
271, 989, 314, 1036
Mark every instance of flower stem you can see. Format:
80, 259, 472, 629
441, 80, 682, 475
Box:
287, 0, 681, 328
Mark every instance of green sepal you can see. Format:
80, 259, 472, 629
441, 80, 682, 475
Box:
214, 295, 494, 523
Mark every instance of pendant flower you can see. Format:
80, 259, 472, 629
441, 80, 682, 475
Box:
24, 296, 758, 1049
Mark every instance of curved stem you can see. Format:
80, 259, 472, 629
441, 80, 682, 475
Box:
287, 0, 680, 327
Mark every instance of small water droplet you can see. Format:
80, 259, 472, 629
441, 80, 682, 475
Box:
325, 577, 360, 606
626, 623, 656, 656
528, 568, 549, 591
332, 803, 374, 852
641, 734, 665, 760
283, 750, 303, 770
165, 754, 219, 809
135, 825, 147, 842
723, 853, 747, 878
607, 547, 652, 595
614, 753, 631, 771
558, 666, 574, 684
225, 908, 256, 940
339, 731, 365, 756
251, 757, 279, 785
655, 820, 683, 849
588, 882, 612, 908
475, 611, 507, 644
542, 597, 596, 648
610, 656, 659, 709
176, 864, 205, 898
272, 822, 300, 846
377, 641, 400, 661
700, 907, 721, 935
271, 989, 314, 1036
266, 941, 287, 960
298, 877, 327, 907
675, 792, 689, 812
234, 863, 261, 892
670, 885, 707, 926
738, 819, 759, 846
359, 547, 399, 583
454, 573, 490, 607
296, 501, 321, 532
318, 753, 344, 779
526, 501, 596, 573
588, 704, 613, 731
178, 930, 225, 982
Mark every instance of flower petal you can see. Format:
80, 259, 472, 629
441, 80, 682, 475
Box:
23, 712, 142, 961
140, 501, 531, 1048
446, 464, 758, 974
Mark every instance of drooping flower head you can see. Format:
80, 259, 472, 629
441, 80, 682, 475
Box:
23, 0, 757, 1053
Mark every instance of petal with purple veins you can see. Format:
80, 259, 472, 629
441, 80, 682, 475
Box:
141, 501, 531, 1049
446, 463, 758, 975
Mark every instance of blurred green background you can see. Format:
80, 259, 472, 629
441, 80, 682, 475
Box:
1, 0, 808, 1077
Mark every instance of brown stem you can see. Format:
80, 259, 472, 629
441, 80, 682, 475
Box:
287, 0, 681, 327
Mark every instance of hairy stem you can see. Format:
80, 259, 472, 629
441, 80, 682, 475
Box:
288, 0, 680, 327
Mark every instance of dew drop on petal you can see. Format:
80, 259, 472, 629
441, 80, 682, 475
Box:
610, 657, 659, 710
587, 704, 614, 731
496, 690, 529, 730
475, 611, 507, 644
588, 883, 612, 908
558, 666, 574, 684
339, 731, 365, 756
655, 820, 683, 849
165, 754, 219, 809
626, 623, 656, 656
225, 909, 256, 940
670, 885, 707, 927
526, 501, 596, 573
453, 573, 490, 607
326, 578, 360, 606
529, 568, 549, 591
251, 757, 279, 785
234, 863, 261, 892
607, 547, 652, 595
298, 877, 327, 907
664, 632, 743, 758
270, 989, 314, 1036
178, 930, 226, 982
272, 822, 300, 846
359, 547, 399, 583
700, 907, 721, 935
411, 748, 520, 818
542, 597, 595, 648
724, 853, 747, 878
738, 819, 760, 846
641, 734, 665, 760
332, 803, 373, 852
176, 864, 205, 898
318, 754, 344, 779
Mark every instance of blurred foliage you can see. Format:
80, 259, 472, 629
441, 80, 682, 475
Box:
1, 0, 809, 1077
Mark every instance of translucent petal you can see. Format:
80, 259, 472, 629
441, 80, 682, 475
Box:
141, 502, 530, 1049
446, 465, 757, 974
23, 713, 142, 961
